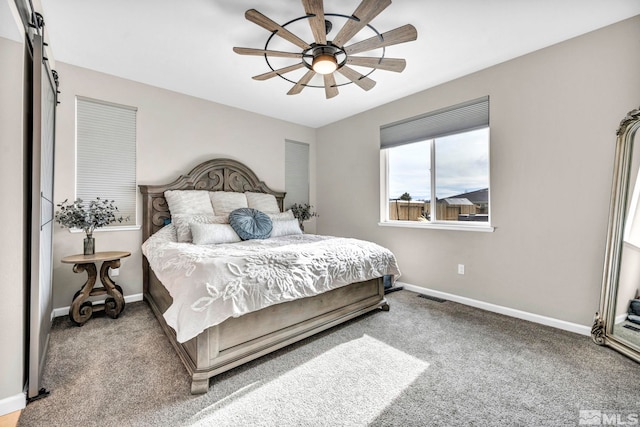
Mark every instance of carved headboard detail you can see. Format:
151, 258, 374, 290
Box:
139, 158, 285, 242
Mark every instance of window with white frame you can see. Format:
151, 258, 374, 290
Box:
76, 97, 137, 226
380, 97, 490, 228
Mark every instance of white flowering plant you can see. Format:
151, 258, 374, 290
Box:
290, 203, 318, 223
55, 198, 128, 236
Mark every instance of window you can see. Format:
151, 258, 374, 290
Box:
76, 97, 137, 227
285, 140, 310, 209
380, 97, 491, 229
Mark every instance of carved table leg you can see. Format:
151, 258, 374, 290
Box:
70, 263, 97, 326
100, 259, 125, 319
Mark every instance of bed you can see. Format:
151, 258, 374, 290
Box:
139, 158, 399, 394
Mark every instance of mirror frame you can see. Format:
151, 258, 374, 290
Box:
592, 106, 640, 361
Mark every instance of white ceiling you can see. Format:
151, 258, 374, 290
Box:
5, 1, 640, 128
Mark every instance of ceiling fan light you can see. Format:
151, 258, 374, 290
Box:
312, 54, 338, 74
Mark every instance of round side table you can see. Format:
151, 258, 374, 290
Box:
61, 251, 131, 326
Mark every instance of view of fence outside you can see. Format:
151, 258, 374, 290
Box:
389, 194, 488, 222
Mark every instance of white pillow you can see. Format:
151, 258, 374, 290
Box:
209, 191, 248, 216
164, 190, 214, 215
245, 192, 280, 213
267, 210, 295, 221
172, 214, 228, 243
191, 223, 241, 245
270, 218, 303, 238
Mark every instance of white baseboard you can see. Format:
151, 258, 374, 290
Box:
52, 293, 144, 318
51, 287, 592, 334
398, 282, 592, 336
0, 392, 25, 417
616, 313, 628, 325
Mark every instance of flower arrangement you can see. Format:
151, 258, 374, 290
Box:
55, 197, 128, 235
290, 203, 318, 231
55, 198, 128, 254
55, 197, 129, 237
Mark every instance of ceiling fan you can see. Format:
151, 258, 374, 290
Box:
233, 0, 418, 99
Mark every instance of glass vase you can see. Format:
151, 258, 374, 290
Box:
84, 233, 95, 255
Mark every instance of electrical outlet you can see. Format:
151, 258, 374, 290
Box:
111, 268, 120, 277
457, 264, 465, 275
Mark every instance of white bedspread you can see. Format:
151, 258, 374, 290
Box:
142, 225, 401, 343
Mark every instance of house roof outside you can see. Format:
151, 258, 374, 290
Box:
445, 188, 489, 205
442, 198, 475, 206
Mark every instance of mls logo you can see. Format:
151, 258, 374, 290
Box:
580, 410, 602, 425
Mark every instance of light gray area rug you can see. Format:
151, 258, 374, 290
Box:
19, 291, 640, 427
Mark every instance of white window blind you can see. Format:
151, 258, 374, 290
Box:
380, 96, 489, 149
285, 140, 310, 209
76, 97, 137, 224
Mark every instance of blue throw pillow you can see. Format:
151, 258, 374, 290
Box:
229, 208, 273, 240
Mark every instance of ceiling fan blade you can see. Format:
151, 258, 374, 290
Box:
233, 47, 303, 59
346, 57, 406, 72
344, 24, 418, 55
302, 0, 326, 45
331, 0, 392, 47
252, 63, 307, 81
245, 9, 311, 50
287, 70, 316, 95
323, 73, 339, 99
336, 66, 376, 91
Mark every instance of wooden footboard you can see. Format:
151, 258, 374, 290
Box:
144, 271, 388, 394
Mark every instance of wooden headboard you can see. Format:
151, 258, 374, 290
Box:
138, 158, 285, 242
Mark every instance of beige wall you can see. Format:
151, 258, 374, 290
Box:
0, 36, 25, 403
52, 63, 316, 308
316, 16, 640, 327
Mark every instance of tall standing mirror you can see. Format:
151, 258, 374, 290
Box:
593, 106, 640, 361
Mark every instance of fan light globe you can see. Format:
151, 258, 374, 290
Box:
312, 54, 338, 74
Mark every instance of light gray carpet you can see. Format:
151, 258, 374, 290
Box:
19, 291, 640, 426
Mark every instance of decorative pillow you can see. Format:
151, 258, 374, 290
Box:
164, 190, 214, 215
172, 214, 228, 243
245, 192, 280, 213
209, 191, 248, 216
229, 208, 273, 240
270, 218, 303, 238
267, 210, 295, 221
190, 223, 241, 245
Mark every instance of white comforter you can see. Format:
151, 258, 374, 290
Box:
142, 225, 401, 343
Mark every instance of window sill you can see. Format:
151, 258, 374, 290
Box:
378, 221, 494, 232
68, 225, 141, 233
